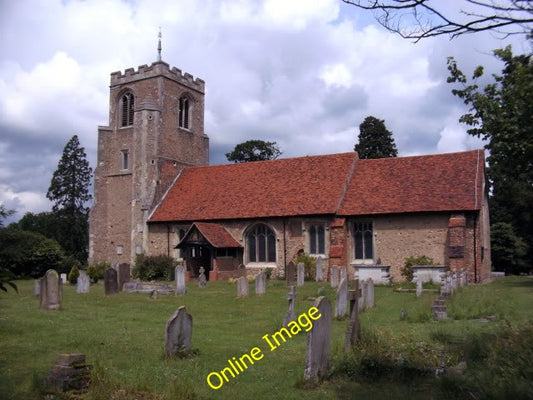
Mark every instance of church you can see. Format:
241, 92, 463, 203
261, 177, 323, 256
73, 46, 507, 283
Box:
88, 55, 492, 284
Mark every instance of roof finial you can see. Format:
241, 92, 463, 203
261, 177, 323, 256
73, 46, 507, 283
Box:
157, 27, 162, 61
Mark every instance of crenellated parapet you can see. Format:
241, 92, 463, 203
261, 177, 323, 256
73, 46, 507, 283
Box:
110, 61, 205, 93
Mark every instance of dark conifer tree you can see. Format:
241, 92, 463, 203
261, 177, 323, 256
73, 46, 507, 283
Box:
354, 116, 398, 159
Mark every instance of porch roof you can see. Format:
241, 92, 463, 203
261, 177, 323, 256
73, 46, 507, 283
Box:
177, 222, 241, 249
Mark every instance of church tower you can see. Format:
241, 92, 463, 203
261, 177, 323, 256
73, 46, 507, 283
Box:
89, 47, 209, 265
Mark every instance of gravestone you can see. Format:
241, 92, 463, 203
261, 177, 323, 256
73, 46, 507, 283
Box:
40, 269, 62, 310
340, 266, 347, 282
60, 273, 67, 283
286, 261, 296, 286
283, 286, 297, 327
198, 266, 207, 288
315, 256, 324, 281
304, 296, 332, 381
164, 306, 193, 357
103, 267, 118, 295
255, 272, 266, 295
345, 280, 361, 352
76, 270, 90, 294
330, 266, 338, 288
297, 262, 305, 287
358, 280, 366, 311
34, 279, 40, 296
335, 277, 348, 318
236, 276, 249, 297
175, 266, 186, 295
460, 269, 467, 287
117, 263, 130, 291
365, 278, 375, 308
43, 353, 90, 393
416, 279, 423, 297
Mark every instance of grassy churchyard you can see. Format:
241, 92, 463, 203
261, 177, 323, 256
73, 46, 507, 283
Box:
1, 276, 532, 400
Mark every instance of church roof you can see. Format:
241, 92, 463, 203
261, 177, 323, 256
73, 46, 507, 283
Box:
149, 149, 484, 223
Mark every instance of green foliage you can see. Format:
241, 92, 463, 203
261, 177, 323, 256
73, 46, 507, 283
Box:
0, 228, 65, 278
0, 205, 15, 228
87, 262, 109, 283
225, 139, 282, 163
447, 46, 533, 269
354, 116, 398, 159
0, 266, 18, 293
401, 255, 434, 282
68, 265, 80, 284
133, 254, 177, 281
491, 222, 528, 274
294, 252, 316, 280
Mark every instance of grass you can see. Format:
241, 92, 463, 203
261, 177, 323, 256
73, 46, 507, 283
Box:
0, 276, 532, 399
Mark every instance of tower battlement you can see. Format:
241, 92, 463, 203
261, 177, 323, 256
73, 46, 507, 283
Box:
110, 61, 205, 93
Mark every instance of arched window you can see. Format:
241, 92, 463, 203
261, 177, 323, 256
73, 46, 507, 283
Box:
179, 96, 191, 129
121, 92, 134, 127
354, 222, 374, 261
246, 224, 276, 263
309, 225, 325, 254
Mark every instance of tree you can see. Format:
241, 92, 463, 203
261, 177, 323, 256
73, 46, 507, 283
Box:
46, 135, 93, 264
491, 222, 528, 274
342, 0, 533, 41
354, 116, 398, 159
0, 205, 15, 228
225, 140, 282, 163
447, 45, 533, 269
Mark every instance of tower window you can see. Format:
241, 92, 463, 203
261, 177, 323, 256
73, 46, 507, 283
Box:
179, 97, 191, 129
121, 150, 129, 170
121, 92, 135, 127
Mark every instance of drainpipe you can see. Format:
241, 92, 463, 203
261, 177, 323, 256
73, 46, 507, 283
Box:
283, 219, 287, 275
473, 213, 478, 283
167, 224, 170, 257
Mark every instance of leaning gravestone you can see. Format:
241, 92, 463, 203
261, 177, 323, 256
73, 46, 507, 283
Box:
40, 269, 62, 310
297, 262, 305, 287
330, 266, 338, 288
164, 306, 193, 357
103, 267, 119, 295
255, 272, 266, 295
117, 263, 130, 292
236, 276, 249, 297
345, 280, 361, 352
335, 277, 348, 318
283, 286, 297, 327
175, 266, 186, 295
286, 261, 296, 286
198, 266, 207, 288
365, 278, 375, 308
315, 256, 324, 281
304, 296, 332, 381
76, 270, 90, 294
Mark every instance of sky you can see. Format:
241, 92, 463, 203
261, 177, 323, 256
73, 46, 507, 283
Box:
0, 0, 530, 222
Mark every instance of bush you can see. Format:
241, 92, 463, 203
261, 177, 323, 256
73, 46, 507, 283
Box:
294, 253, 316, 280
401, 255, 434, 282
87, 262, 109, 283
132, 254, 177, 281
68, 265, 79, 284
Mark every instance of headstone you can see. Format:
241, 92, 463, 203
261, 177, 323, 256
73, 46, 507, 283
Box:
117, 263, 130, 291
103, 267, 118, 295
255, 272, 266, 295
340, 266, 347, 282
440, 274, 448, 297
345, 281, 361, 352
40, 269, 62, 310
164, 306, 193, 357
304, 296, 332, 381
330, 266, 338, 288
43, 354, 90, 393
76, 270, 90, 294
286, 261, 296, 286
460, 269, 467, 287
335, 278, 348, 318
451, 272, 457, 293
283, 286, 297, 327
149, 290, 158, 300
315, 256, 324, 282
236, 276, 249, 297
365, 278, 375, 308
297, 262, 305, 287
60, 273, 67, 284
198, 266, 207, 288
175, 266, 186, 295
358, 280, 366, 311
432, 299, 447, 320
416, 279, 423, 297
34, 279, 40, 296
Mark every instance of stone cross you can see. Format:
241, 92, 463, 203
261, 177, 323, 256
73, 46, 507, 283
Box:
286, 261, 296, 286
365, 278, 375, 308
283, 286, 297, 327
335, 277, 348, 318
117, 263, 131, 292
164, 306, 193, 357
416, 279, 423, 297
345, 280, 361, 352
104, 267, 119, 295
175, 266, 186, 295
315, 256, 324, 281
76, 270, 90, 294
304, 296, 331, 381
40, 269, 62, 310
255, 272, 266, 295
236, 276, 249, 297
198, 267, 207, 287
330, 266, 338, 288
297, 262, 305, 287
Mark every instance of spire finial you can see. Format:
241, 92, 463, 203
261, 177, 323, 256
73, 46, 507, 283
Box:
157, 27, 162, 61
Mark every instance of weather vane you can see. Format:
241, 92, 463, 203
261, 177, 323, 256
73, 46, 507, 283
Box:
157, 27, 162, 61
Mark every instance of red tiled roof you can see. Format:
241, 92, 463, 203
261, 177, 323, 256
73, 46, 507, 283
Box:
181, 222, 241, 248
337, 150, 484, 216
150, 153, 357, 222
